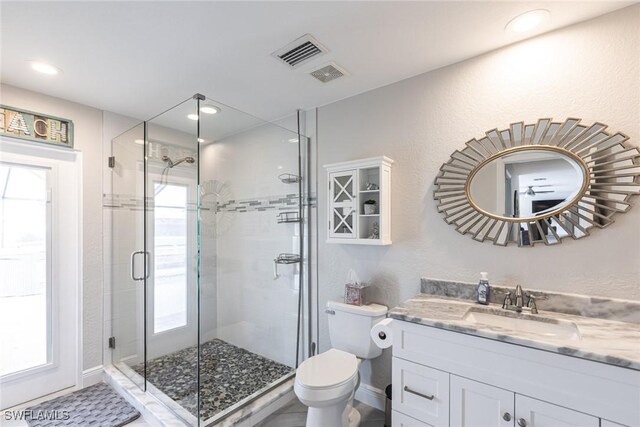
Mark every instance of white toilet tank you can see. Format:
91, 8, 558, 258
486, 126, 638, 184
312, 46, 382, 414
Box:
327, 301, 388, 359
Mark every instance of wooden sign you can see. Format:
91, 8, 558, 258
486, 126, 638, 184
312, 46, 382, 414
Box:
0, 105, 74, 148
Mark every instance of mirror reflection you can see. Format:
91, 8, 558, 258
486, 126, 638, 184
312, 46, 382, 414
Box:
469, 149, 585, 221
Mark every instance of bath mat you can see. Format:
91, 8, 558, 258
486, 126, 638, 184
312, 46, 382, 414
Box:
25, 382, 140, 427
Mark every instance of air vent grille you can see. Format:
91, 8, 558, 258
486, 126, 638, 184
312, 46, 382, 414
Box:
279, 41, 322, 67
310, 63, 347, 83
272, 34, 328, 69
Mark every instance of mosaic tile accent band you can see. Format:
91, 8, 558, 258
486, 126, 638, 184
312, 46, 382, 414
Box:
133, 339, 294, 421
103, 193, 317, 212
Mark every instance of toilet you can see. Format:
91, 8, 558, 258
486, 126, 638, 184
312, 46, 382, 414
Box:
294, 301, 388, 427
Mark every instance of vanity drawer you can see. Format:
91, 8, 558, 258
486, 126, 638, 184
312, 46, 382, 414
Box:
392, 357, 449, 427
393, 410, 434, 427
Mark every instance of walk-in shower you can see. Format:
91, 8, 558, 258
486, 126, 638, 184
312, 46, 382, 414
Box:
104, 95, 312, 425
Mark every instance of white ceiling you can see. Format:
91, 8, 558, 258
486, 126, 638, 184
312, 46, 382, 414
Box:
1, 1, 634, 122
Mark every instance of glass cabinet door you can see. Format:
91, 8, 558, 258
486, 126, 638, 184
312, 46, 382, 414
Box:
329, 170, 357, 238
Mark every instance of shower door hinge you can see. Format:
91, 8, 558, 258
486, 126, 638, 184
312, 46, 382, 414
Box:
108, 336, 116, 349
108, 156, 115, 168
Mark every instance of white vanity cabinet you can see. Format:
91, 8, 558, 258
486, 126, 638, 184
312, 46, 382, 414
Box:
450, 375, 514, 427
515, 395, 598, 427
391, 320, 639, 427
324, 156, 393, 245
449, 376, 598, 427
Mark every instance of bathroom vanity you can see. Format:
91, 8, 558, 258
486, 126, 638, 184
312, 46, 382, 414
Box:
388, 282, 640, 427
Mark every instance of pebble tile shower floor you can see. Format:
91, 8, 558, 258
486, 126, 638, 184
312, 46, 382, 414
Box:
133, 339, 293, 420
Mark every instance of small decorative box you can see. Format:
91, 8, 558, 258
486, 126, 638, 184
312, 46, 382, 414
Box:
345, 282, 367, 306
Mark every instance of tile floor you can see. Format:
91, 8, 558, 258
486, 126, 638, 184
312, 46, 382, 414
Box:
256, 398, 386, 427
132, 339, 293, 420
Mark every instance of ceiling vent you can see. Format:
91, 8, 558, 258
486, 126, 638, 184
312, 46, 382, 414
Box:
310, 62, 348, 83
272, 34, 328, 69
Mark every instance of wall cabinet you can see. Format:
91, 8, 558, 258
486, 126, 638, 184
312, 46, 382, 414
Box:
391, 320, 638, 427
324, 156, 393, 245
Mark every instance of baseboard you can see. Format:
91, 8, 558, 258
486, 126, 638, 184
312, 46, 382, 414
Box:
82, 365, 104, 388
355, 382, 386, 412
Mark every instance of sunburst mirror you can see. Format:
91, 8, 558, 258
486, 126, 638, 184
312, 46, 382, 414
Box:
434, 118, 640, 246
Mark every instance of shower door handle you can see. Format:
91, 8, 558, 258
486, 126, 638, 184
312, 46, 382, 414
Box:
131, 251, 149, 281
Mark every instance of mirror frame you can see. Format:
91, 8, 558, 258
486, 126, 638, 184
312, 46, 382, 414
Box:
434, 118, 640, 246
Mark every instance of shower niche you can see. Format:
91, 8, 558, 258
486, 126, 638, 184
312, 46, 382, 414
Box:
325, 156, 393, 245
105, 95, 311, 426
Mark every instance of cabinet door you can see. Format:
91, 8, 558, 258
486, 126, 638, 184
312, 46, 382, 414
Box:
516, 395, 599, 427
329, 170, 357, 238
451, 375, 515, 427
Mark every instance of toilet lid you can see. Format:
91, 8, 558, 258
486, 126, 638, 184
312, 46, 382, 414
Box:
296, 349, 358, 389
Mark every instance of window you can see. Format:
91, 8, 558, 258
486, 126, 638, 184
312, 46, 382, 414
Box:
153, 183, 188, 333
0, 163, 50, 376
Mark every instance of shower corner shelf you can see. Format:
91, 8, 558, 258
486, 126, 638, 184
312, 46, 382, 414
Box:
277, 211, 301, 223
274, 253, 301, 264
279, 173, 301, 184
273, 253, 301, 280
324, 156, 393, 246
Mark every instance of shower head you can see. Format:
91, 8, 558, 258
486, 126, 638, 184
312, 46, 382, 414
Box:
162, 156, 195, 168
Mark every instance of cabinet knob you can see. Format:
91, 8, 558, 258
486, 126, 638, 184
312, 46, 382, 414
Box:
503, 412, 512, 422
517, 418, 527, 427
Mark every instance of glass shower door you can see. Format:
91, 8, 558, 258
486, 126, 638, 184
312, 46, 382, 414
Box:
143, 99, 199, 423
108, 123, 146, 390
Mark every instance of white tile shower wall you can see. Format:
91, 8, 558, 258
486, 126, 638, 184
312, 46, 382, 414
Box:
313, 6, 640, 394
200, 119, 302, 367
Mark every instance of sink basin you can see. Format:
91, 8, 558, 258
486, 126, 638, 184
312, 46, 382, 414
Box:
463, 308, 581, 341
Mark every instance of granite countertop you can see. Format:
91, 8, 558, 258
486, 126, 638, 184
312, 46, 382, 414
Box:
389, 292, 640, 371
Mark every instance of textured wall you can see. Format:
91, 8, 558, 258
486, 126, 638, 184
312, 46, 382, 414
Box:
315, 6, 640, 392
1, 83, 105, 371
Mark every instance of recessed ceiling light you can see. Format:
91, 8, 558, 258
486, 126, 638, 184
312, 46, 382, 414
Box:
197, 138, 205, 143
29, 61, 62, 75
505, 9, 549, 34
200, 105, 220, 115
133, 139, 144, 145
187, 114, 199, 121
288, 138, 299, 143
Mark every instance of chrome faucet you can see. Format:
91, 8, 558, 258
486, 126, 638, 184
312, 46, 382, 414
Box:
502, 285, 538, 314
514, 285, 524, 308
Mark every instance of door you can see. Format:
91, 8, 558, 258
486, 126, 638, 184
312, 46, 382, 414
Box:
108, 123, 146, 389
0, 141, 80, 409
451, 375, 515, 427
329, 170, 357, 239
515, 395, 599, 427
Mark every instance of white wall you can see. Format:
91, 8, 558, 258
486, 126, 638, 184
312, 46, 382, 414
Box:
314, 6, 640, 392
0, 84, 105, 371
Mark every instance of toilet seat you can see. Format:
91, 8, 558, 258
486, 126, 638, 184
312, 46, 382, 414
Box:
295, 349, 360, 408
296, 349, 359, 390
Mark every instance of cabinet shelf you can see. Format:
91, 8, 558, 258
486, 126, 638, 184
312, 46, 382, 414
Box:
324, 156, 393, 245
